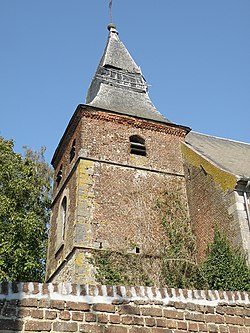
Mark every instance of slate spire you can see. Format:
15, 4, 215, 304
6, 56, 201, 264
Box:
86, 24, 170, 123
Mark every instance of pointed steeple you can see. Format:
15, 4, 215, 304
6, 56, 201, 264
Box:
86, 24, 171, 123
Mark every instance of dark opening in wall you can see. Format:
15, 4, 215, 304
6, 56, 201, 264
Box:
70, 139, 76, 162
56, 165, 63, 185
61, 196, 67, 241
130, 135, 146, 156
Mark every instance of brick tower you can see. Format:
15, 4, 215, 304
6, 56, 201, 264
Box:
46, 24, 190, 285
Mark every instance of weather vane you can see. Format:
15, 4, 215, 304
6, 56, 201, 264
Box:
109, 0, 113, 23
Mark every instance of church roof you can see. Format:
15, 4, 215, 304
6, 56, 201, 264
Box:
86, 24, 171, 123
186, 132, 250, 179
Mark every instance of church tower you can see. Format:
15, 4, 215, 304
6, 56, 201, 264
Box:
46, 24, 190, 285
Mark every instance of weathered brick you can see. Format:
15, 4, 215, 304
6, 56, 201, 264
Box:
225, 315, 244, 326
166, 319, 177, 329
141, 307, 162, 317
156, 318, 166, 327
244, 317, 250, 326
218, 324, 229, 333
17, 307, 31, 318
39, 298, 50, 308
145, 317, 156, 327
206, 314, 224, 324
234, 307, 244, 316
186, 302, 197, 311
225, 307, 237, 316
188, 321, 199, 332
151, 328, 173, 333
93, 303, 115, 313
173, 301, 186, 309
85, 312, 97, 322
238, 328, 248, 333
121, 314, 134, 325
163, 309, 183, 320
32, 282, 40, 294
25, 320, 51, 331
19, 298, 38, 307
104, 326, 127, 333
177, 320, 187, 330
42, 283, 49, 295
53, 321, 78, 332
207, 306, 216, 314
80, 323, 104, 333
106, 285, 113, 297
50, 299, 65, 310
243, 307, 250, 317
66, 301, 90, 311
216, 305, 226, 315
30, 309, 44, 319
185, 311, 205, 322
59, 310, 71, 320
207, 323, 219, 332
72, 311, 84, 321
109, 314, 120, 324
129, 327, 149, 333
119, 305, 140, 315
97, 313, 109, 324
133, 316, 144, 326
228, 326, 239, 333
198, 322, 207, 331
45, 310, 57, 320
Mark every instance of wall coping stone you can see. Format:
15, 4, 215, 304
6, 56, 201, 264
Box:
0, 283, 249, 307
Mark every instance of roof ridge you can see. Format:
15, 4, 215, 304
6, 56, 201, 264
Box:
189, 131, 250, 146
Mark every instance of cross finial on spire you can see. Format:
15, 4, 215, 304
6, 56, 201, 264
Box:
109, 0, 113, 23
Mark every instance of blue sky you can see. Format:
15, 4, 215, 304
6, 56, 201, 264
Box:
1, 0, 249, 163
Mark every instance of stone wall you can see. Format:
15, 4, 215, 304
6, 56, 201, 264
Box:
0, 282, 249, 332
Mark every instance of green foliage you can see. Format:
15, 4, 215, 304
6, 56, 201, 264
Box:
93, 186, 250, 292
157, 188, 205, 289
93, 251, 153, 286
201, 229, 250, 291
92, 251, 125, 285
0, 137, 52, 282
157, 188, 250, 291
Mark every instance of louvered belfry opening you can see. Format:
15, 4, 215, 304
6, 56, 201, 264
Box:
130, 135, 146, 156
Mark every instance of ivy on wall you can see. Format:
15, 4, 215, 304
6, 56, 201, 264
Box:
92, 186, 250, 291
92, 251, 154, 286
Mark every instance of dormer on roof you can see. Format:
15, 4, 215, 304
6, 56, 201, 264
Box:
86, 24, 171, 123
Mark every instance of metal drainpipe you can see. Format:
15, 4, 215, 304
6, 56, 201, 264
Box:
243, 181, 250, 231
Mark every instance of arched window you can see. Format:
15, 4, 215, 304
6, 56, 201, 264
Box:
129, 135, 146, 156
61, 196, 67, 242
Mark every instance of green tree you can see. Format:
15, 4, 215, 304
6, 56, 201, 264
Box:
201, 229, 250, 291
0, 137, 52, 282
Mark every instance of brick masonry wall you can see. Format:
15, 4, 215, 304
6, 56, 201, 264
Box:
182, 144, 242, 262
0, 283, 249, 333
46, 107, 189, 285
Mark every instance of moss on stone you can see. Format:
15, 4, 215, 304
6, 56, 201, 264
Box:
181, 143, 236, 192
